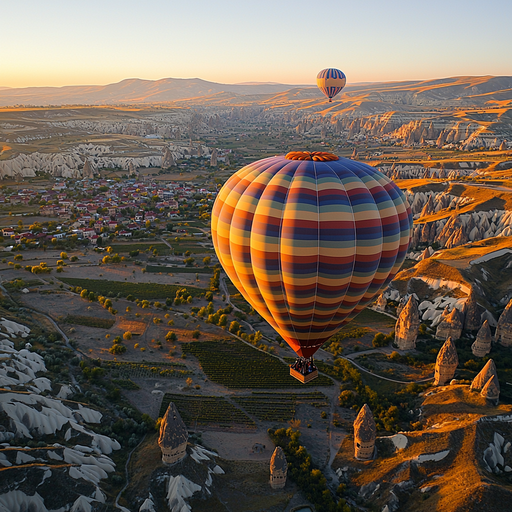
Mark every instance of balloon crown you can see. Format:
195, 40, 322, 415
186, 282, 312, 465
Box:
285, 151, 339, 162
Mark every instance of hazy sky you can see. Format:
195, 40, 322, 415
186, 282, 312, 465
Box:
2, 0, 511, 88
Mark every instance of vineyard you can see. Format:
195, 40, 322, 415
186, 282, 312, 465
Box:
183, 340, 333, 388
233, 391, 329, 422
59, 277, 206, 299
64, 315, 115, 329
103, 360, 192, 379
159, 393, 256, 429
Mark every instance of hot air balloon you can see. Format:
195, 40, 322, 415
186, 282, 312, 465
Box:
211, 151, 412, 382
317, 68, 346, 102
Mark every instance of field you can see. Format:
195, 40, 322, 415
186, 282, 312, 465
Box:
59, 277, 206, 299
159, 393, 256, 429
64, 315, 115, 329
145, 265, 213, 274
104, 360, 192, 379
233, 391, 329, 422
115, 319, 147, 335
110, 243, 170, 255
183, 339, 333, 388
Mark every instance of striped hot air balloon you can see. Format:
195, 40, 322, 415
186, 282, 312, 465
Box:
211, 151, 412, 382
317, 68, 346, 102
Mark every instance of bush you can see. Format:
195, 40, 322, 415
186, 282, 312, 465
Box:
123, 331, 132, 341
165, 331, 177, 343
109, 343, 127, 355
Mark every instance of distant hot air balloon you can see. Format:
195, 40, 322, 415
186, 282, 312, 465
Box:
211, 151, 412, 382
316, 68, 346, 102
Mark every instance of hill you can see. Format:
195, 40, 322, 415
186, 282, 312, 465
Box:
333, 385, 512, 512
1, 75, 511, 109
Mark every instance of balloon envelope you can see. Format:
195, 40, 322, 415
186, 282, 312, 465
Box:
317, 68, 346, 102
211, 152, 412, 358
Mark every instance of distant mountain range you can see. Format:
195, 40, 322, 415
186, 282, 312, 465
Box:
0, 75, 511, 108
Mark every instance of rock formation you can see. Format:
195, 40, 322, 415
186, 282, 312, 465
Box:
435, 307, 463, 341
434, 337, 458, 386
158, 403, 188, 464
481, 375, 500, 405
471, 320, 492, 357
269, 446, 288, 489
82, 159, 94, 179
374, 293, 387, 313
394, 296, 420, 350
128, 161, 137, 177
354, 404, 376, 460
496, 298, 512, 347
464, 288, 481, 331
210, 149, 218, 167
162, 147, 175, 168
470, 359, 499, 392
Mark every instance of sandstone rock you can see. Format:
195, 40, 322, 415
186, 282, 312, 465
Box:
471, 320, 492, 357
471, 359, 499, 392
354, 404, 376, 460
82, 159, 94, 179
496, 298, 512, 347
162, 147, 175, 168
395, 296, 420, 350
434, 337, 458, 386
269, 446, 287, 489
374, 294, 387, 313
481, 375, 500, 405
158, 403, 188, 464
210, 149, 218, 167
436, 307, 463, 341
464, 288, 481, 331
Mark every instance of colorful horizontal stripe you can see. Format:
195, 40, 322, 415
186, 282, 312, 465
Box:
211, 155, 412, 358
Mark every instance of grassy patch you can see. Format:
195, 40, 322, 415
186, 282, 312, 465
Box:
183, 340, 333, 389
104, 360, 192, 379
159, 393, 256, 429
60, 277, 206, 299
111, 378, 141, 390
64, 315, 115, 329
145, 265, 213, 274
110, 243, 170, 255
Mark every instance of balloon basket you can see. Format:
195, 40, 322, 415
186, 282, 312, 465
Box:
290, 367, 318, 384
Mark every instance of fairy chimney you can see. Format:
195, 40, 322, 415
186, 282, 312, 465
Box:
496, 298, 512, 347
158, 403, 188, 464
464, 289, 481, 331
395, 296, 420, 350
162, 147, 175, 168
435, 307, 463, 341
210, 149, 218, 167
354, 404, 376, 460
269, 446, 288, 489
481, 375, 500, 405
470, 359, 499, 392
471, 320, 492, 358
374, 293, 387, 313
82, 159, 94, 179
434, 337, 458, 386
128, 161, 137, 177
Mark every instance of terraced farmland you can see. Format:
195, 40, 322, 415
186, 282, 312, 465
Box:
159, 393, 256, 429
183, 340, 333, 388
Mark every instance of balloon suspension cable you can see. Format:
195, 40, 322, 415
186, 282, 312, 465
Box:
290, 356, 317, 376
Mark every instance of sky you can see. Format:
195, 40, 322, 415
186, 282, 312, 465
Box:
2, 0, 511, 88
